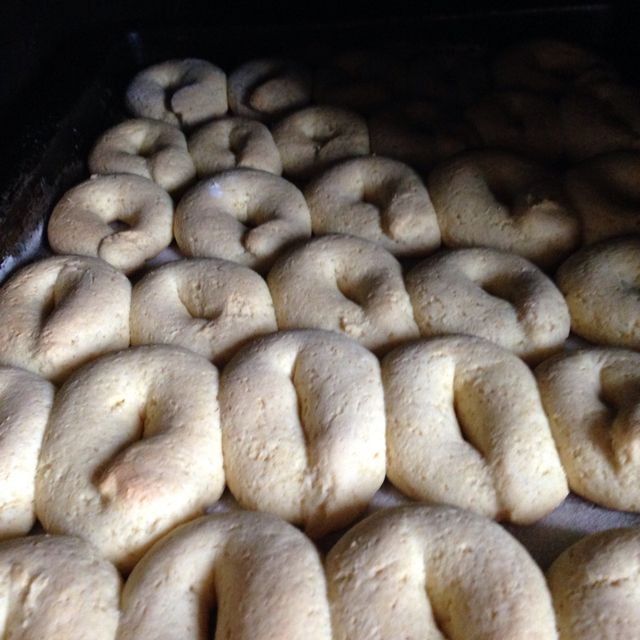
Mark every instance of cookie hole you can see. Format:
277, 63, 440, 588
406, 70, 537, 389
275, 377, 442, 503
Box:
336, 276, 368, 308
476, 275, 520, 307
177, 282, 223, 322
109, 220, 131, 233
453, 393, 486, 458
38, 293, 56, 327
206, 607, 218, 638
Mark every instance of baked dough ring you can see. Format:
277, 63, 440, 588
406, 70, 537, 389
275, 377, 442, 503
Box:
564, 151, 640, 244
0, 535, 121, 640
326, 505, 558, 640
562, 83, 640, 160
536, 348, 640, 510
174, 169, 311, 272
428, 150, 580, 268
188, 116, 282, 177
117, 512, 332, 640
406, 248, 570, 363
130, 258, 277, 365
219, 329, 385, 536
0, 255, 131, 382
304, 157, 441, 257
465, 90, 564, 162
0, 367, 54, 537
35, 345, 225, 571
267, 235, 419, 353
547, 527, 640, 639
556, 237, 640, 348
382, 337, 568, 523
493, 39, 615, 94
126, 58, 227, 127
228, 58, 312, 122
272, 106, 369, 180
88, 118, 196, 193
47, 174, 174, 274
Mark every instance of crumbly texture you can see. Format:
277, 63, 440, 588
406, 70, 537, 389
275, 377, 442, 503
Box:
228, 58, 311, 122
219, 330, 386, 537
126, 58, 228, 127
547, 528, 640, 639
267, 235, 419, 354
118, 512, 332, 640
564, 152, 640, 243
428, 150, 580, 268
130, 258, 277, 365
0, 255, 131, 382
382, 337, 568, 523
0, 367, 54, 537
188, 116, 282, 177
556, 236, 640, 348
35, 345, 225, 571
406, 248, 570, 363
272, 106, 369, 179
536, 348, 640, 511
0, 535, 121, 640
326, 505, 558, 639
89, 118, 196, 193
174, 169, 311, 272
304, 156, 441, 257
47, 174, 174, 274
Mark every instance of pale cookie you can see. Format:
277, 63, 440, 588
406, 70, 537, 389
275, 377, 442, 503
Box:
131, 258, 277, 365
428, 150, 580, 268
382, 337, 568, 523
35, 345, 224, 571
536, 348, 640, 511
326, 505, 558, 640
126, 58, 227, 127
304, 157, 441, 257
556, 237, 640, 348
88, 118, 196, 193
228, 58, 312, 122
0, 535, 121, 640
219, 330, 386, 536
47, 174, 174, 274
267, 235, 419, 354
117, 512, 332, 640
547, 528, 640, 640
406, 248, 570, 363
174, 169, 311, 272
564, 151, 640, 243
0, 255, 131, 382
272, 106, 369, 179
188, 116, 282, 177
0, 367, 54, 538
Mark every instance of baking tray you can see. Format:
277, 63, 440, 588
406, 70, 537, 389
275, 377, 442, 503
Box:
2, 4, 640, 571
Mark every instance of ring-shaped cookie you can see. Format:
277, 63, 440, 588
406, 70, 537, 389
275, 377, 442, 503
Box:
0, 535, 121, 640
382, 337, 568, 523
47, 174, 174, 274
187, 116, 282, 177
556, 237, 640, 348
35, 345, 225, 570
88, 118, 196, 193
118, 512, 332, 640
130, 258, 277, 365
0, 367, 54, 537
536, 348, 640, 510
428, 150, 580, 268
0, 255, 131, 382
304, 157, 441, 257
219, 329, 386, 537
547, 527, 640, 639
406, 248, 570, 363
564, 151, 640, 244
126, 58, 227, 127
174, 169, 311, 272
326, 505, 558, 640
228, 58, 312, 122
272, 106, 369, 180
267, 235, 419, 353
